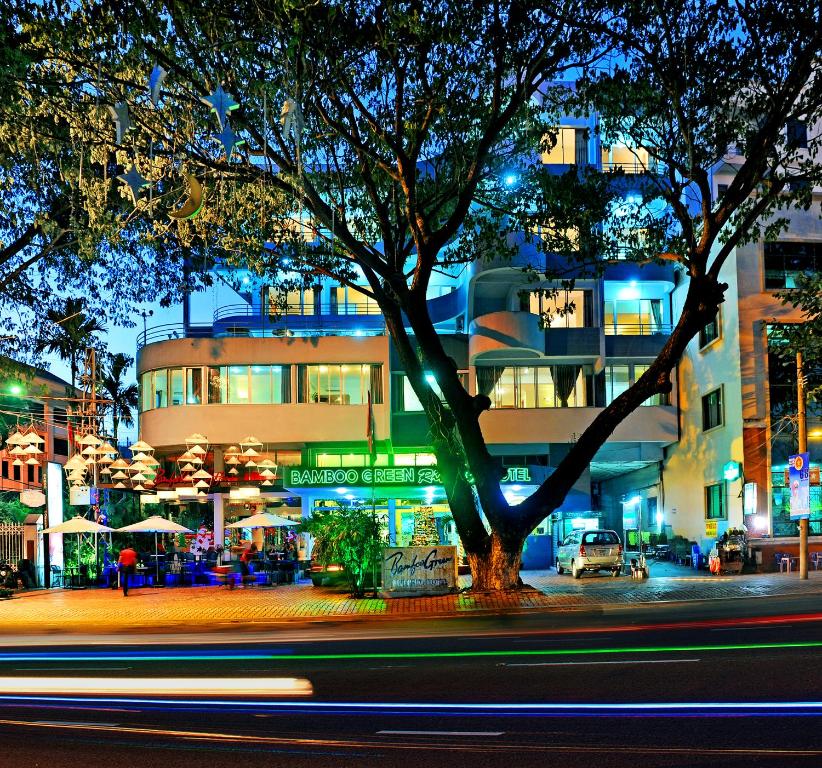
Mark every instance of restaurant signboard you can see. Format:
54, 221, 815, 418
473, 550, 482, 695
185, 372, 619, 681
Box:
381, 545, 458, 596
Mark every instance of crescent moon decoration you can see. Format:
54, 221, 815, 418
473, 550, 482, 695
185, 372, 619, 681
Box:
117, 165, 150, 205
148, 65, 167, 106
216, 124, 244, 160
200, 85, 239, 130
168, 174, 204, 220
107, 102, 131, 144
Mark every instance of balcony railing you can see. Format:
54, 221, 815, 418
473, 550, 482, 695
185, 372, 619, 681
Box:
215, 302, 383, 321
603, 322, 672, 336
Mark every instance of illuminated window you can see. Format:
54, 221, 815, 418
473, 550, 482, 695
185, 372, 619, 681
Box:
207, 366, 226, 404
604, 299, 664, 335
169, 368, 184, 406
186, 367, 203, 404
298, 364, 382, 404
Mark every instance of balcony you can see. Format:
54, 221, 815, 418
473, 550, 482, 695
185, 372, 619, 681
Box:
469, 311, 544, 362
480, 404, 678, 446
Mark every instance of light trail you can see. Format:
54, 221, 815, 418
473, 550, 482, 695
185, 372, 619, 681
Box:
0, 677, 312, 697
1, 638, 822, 663
0, 698, 821, 716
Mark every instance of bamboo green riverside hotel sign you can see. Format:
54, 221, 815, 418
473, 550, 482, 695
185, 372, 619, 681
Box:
286, 465, 532, 488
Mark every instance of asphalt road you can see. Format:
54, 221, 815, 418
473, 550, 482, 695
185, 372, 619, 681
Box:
1, 595, 822, 767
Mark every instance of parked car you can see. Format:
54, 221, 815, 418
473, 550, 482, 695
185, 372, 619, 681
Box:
556, 529, 623, 578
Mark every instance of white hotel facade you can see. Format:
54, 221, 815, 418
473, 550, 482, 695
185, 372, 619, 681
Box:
136, 112, 821, 570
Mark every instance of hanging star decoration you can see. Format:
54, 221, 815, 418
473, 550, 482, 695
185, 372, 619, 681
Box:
148, 65, 167, 106
215, 123, 245, 160
280, 98, 304, 143
117, 165, 150, 205
200, 84, 239, 130
107, 102, 131, 144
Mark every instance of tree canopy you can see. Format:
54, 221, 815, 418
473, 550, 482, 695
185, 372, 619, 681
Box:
3, 0, 821, 588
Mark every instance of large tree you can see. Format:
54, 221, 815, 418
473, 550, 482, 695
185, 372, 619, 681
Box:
0, 11, 216, 364
10, 0, 822, 588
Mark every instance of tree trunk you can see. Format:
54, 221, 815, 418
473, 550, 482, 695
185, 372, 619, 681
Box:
467, 531, 525, 591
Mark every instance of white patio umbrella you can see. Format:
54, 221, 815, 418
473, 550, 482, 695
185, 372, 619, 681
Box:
117, 516, 193, 586
225, 512, 298, 529
42, 515, 115, 586
226, 512, 299, 566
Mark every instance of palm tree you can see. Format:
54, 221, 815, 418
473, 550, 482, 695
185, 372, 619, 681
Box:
35, 298, 105, 389
100, 353, 138, 447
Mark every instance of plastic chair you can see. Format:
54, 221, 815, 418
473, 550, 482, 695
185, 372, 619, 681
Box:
50, 565, 63, 588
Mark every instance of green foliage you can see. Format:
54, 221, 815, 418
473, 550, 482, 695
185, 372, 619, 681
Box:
301, 503, 385, 597
0, 495, 30, 524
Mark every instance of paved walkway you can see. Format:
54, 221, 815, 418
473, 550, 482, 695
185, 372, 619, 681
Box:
2, 562, 822, 634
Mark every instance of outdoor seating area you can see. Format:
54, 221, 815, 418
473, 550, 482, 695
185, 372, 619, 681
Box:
38, 511, 308, 593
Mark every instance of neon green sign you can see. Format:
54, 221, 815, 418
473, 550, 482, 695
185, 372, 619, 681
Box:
287, 465, 531, 488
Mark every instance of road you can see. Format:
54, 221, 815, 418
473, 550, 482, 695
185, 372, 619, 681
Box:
1, 595, 821, 767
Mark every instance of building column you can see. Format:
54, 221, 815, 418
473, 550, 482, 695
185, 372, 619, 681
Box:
387, 498, 397, 545
212, 493, 224, 563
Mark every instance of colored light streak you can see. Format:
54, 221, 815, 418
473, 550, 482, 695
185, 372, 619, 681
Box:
0, 677, 312, 697
0, 698, 821, 715
1, 639, 822, 664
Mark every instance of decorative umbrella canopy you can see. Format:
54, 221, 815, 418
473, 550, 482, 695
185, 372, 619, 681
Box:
117, 516, 192, 534
43, 515, 114, 534
225, 512, 297, 529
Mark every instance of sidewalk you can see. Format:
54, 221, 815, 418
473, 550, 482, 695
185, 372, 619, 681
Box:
2, 563, 822, 635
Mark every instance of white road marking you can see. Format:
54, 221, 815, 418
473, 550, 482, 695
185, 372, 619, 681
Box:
377, 730, 504, 736
499, 658, 701, 667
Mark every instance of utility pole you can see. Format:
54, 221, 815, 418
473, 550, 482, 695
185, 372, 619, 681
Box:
797, 352, 808, 579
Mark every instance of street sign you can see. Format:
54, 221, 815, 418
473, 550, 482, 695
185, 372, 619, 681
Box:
788, 453, 810, 520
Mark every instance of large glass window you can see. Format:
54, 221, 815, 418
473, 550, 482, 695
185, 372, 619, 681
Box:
605, 365, 630, 403
540, 128, 587, 165
298, 364, 382, 404
347, 287, 381, 314
169, 368, 184, 406
604, 299, 664, 335
228, 365, 249, 403
702, 387, 723, 431
250, 366, 271, 404
141, 372, 153, 411
764, 242, 821, 289
186, 367, 203, 404
603, 364, 668, 406
480, 365, 592, 408
528, 290, 589, 328
601, 143, 653, 173
153, 369, 168, 409
207, 366, 226, 404
705, 483, 726, 520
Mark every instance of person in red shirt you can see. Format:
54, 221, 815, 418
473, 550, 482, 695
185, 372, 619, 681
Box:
118, 546, 138, 596
240, 544, 257, 582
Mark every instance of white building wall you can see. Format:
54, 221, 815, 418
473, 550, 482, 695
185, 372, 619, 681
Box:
663, 251, 745, 548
